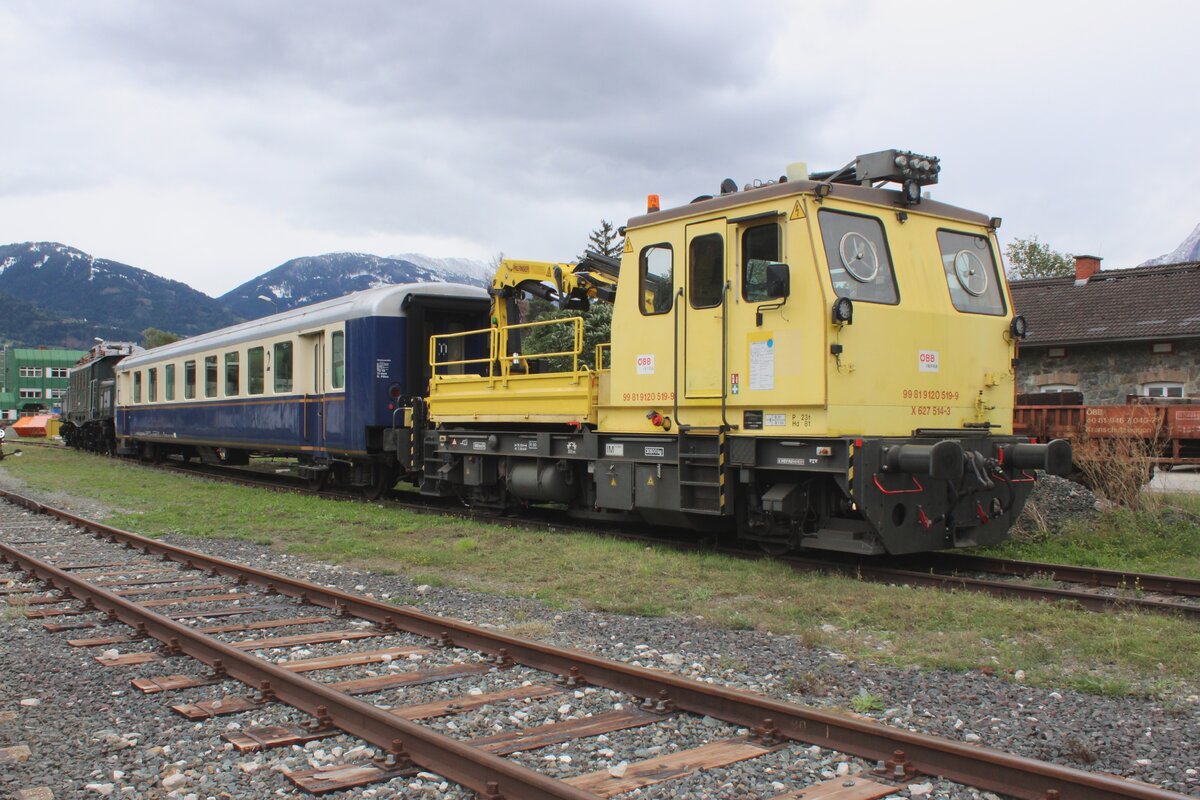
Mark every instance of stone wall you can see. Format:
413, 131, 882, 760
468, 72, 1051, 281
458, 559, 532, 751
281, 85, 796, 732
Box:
1016, 339, 1200, 404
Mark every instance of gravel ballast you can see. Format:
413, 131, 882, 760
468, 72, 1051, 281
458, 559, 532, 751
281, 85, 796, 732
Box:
1, 486, 1197, 799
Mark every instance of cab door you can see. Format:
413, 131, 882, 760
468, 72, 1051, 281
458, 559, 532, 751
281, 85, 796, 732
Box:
683, 218, 728, 398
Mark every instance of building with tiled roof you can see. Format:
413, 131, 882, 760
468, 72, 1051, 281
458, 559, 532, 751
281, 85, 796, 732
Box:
1010, 257, 1200, 403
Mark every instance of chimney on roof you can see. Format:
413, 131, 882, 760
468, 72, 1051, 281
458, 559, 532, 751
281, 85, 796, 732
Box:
1074, 254, 1102, 283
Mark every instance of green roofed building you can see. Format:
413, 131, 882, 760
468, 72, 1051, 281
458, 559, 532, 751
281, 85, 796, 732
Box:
0, 345, 88, 420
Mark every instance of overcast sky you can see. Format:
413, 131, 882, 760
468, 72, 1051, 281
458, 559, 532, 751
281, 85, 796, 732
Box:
1, 1, 1197, 295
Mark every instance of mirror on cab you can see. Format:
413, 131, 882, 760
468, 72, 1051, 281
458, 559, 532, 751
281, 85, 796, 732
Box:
765, 262, 790, 299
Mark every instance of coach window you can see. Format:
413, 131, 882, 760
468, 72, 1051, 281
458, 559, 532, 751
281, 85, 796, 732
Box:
936, 229, 1005, 315
225, 352, 240, 396
274, 341, 293, 393
639, 244, 674, 315
331, 331, 345, 389
184, 360, 196, 399
164, 364, 175, 401
133, 371, 142, 403
247, 347, 265, 395
817, 210, 898, 304
148, 368, 158, 402
689, 233, 724, 308
742, 222, 781, 302
204, 356, 218, 398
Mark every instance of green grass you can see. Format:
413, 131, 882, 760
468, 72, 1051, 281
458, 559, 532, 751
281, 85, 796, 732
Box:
989, 493, 1200, 578
3, 446, 1200, 697
850, 691, 886, 713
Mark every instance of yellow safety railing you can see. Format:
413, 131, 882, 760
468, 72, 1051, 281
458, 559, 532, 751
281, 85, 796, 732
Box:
429, 317, 586, 378
429, 328, 499, 377
594, 342, 611, 372
499, 316, 584, 375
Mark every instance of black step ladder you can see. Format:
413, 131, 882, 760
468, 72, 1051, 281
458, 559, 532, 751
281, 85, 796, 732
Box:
677, 428, 727, 515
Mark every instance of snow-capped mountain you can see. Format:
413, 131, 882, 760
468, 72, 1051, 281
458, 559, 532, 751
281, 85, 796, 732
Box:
0, 243, 494, 347
0, 242, 230, 346
218, 252, 489, 320
1140, 223, 1200, 266
390, 253, 492, 285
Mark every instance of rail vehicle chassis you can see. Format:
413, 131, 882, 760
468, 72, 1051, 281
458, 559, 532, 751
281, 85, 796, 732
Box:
399, 423, 1069, 556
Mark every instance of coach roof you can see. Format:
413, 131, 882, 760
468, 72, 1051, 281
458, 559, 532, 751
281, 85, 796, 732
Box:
119, 282, 487, 368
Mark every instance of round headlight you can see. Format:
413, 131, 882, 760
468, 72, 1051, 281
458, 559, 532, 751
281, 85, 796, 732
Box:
903, 179, 921, 204
1010, 315, 1028, 339
832, 296, 854, 324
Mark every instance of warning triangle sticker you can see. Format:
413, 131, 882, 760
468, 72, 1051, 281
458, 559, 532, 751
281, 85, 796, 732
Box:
789, 200, 805, 220
622, 237, 633, 254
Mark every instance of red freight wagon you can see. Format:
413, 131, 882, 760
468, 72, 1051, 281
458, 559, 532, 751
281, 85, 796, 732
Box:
1015, 399, 1200, 465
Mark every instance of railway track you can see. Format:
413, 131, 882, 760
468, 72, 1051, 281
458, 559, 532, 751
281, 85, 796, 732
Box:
0, 490, 1192, 800
9, 443, 1200, 619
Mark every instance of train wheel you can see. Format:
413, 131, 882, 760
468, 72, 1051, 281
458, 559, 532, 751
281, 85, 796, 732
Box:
362, 466, 397, 501
757, 540, 792, 556
305, 471, 330, 492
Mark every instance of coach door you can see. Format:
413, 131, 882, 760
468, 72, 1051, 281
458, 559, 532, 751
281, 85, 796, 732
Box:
683, 218, 728, 398
300, 330, 328, 450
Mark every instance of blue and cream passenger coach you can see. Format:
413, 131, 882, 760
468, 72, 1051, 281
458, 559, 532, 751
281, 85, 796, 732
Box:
115, 283, 488, 496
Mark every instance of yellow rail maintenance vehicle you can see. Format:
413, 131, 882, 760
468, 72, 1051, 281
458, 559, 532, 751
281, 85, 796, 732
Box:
422, 149, 1071, 555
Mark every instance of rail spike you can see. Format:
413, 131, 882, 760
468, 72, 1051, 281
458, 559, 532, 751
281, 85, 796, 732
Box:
306, 704, 334, 733
751, 717, 781, 746
373, 738, 413, 770
477, 781, 504, 800
556, 666, 586, 688
255, 680, 275, 704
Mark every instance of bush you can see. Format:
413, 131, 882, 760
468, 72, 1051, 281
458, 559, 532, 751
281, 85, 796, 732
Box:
1072, 434, 1159, 510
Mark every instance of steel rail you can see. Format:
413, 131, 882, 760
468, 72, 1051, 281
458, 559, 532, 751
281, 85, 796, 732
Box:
42, 445, 1200, 615
136, 458, 1200, 614
0, 538, 600, 800
919, 552, 1200, 598
0, 490, 1188, 800
780, 557, 1200, 620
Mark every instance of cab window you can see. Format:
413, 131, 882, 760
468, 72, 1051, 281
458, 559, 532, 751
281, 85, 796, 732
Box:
147, 368, 157, 402
164, 364, 175, 401
331, 332, 345, 389
742, 222, 781, 302
273, 341, 293, 393
639, 244, 674, 315
689, 234, 724, 308
133, 371, 142, 403
937, 229, 1006, 316
225, 352, 240, 396
204, 356, 218, 398
247, 347, 265, 395
184, 360, 196, 400
817, 210, 898, 304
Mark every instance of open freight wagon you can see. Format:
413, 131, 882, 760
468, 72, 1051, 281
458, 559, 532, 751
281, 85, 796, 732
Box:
1015, 394, 1200, 466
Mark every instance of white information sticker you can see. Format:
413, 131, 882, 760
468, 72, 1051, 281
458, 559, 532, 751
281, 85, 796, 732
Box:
636, 354, 655, 375
918, 350, 940, 373
764, 413, 786, 427
749, 339, 775, 391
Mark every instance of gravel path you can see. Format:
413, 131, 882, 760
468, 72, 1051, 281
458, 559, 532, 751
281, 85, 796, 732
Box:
0, 480, 1197, 799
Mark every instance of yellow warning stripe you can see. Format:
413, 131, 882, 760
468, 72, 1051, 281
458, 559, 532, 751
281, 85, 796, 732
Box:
847, 441, 855, 491
719, 431, 727, 510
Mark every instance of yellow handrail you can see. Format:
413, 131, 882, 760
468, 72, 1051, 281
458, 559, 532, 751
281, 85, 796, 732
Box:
429, 328, 499, 377
499, 316, 584, 375
594, 342, 611, 371
429, 317, 587, 378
